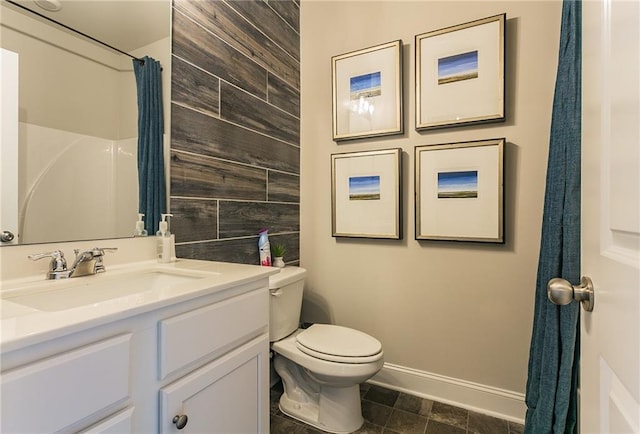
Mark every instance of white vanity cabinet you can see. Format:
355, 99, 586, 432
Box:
1, 334, 132, 433
79, 408, 136, 433
158, 284, 270, 433
159, 335, 269, 433
0, 271, 271, 434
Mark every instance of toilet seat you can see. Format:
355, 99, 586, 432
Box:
295, 324, 383, 364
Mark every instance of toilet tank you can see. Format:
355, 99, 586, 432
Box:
269, 266, 307, 342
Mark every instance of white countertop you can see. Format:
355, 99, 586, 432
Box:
0, 258, 279, 353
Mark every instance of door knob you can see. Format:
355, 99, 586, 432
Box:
547, 276, 594, 312
1, 230, 15, 242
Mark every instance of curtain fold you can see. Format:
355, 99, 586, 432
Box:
133, 56, 166, 235
524, 1, 581, 433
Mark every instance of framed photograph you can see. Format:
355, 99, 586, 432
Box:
415, 14, 505, 130
332, 40, 403, 141
332, 148, 402, 239
415, 138, 504, 243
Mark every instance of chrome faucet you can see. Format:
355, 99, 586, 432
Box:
28, 247, 117, 279
70, 247, 117, 276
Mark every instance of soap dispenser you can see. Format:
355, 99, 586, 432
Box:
156, 213, 174, 263
134, 213, 148, 236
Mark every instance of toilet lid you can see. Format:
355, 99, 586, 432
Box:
296, 324, 383, 364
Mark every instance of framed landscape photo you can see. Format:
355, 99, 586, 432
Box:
332, 148, 402, 239
415, 14, 506, 131
415, 138, 504, 243
332, 40, 403, 141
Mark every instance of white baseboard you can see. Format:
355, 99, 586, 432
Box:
369, 363, 526, 424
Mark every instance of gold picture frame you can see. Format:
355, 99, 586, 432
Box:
415, 138, 504, 243
415, 14, 506, 131
332, 40, 404, 141
332, 148, 402, 239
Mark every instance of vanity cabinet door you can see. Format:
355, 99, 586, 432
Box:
79, 407, 134, 433
1, 334, 131, 433
158, 287, 268, 379
159, 334, 269, 434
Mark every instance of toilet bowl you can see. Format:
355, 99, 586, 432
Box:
269, 267, 384, 433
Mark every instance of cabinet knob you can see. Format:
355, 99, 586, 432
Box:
172, 414, 188, 430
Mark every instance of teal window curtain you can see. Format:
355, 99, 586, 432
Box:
524, 1, 581, 433
133, 56, 166, 235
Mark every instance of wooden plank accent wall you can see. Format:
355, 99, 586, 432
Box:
170, 0, 300, 266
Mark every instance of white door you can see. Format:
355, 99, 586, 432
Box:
581, 0, 640, 432
0, 48, 19, 245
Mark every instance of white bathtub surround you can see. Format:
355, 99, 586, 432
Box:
18, 123, 138, 244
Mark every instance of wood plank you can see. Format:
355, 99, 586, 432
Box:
171, 56, 220, 118
268, 171, 300, 203
267, 72, 300, 117
176, 233, 300, 265
172, 9, 267, 99
266, 0, 300, 33
267, 232, 300, 265
218, 201, 299, 238
170, 0, 300, 267
220, 82, 299, 146
174, 0, 299, 89
170, 198, 218, 243
227, 0, 300, 62
170, 150, 267, 201
176, 238, 262, 265
171, 104, 300, 174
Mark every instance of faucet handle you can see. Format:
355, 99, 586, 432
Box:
28, 250, 67, 272
75, 247, 118, 257
93, 247, 118, 255
28, 250, 71, 279
91, 247, 118, 273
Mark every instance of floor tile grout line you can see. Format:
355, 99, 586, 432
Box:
271, 382, 520, 434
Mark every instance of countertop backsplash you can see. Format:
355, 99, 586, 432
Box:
0, 237, 158, 283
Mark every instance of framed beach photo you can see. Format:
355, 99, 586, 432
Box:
331, 148, 402, 239
415, 14, 506, 130
332, 40, 403, 141
415, 138, 504, 243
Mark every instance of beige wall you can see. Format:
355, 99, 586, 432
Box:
0, 6, 170, 141
300, 1, 561, 396
1, 7, 124, 140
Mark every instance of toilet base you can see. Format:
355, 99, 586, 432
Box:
269, 351, 281, 388
279, 383, 363, 434
271, 328, 383, 433
274, 354, 364, 433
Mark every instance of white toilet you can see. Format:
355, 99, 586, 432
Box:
269, 267, 384, 433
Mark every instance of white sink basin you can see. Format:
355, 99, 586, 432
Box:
3, 269, 215, 312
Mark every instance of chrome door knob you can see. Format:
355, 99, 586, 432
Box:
547, 276, 595, 312
1, 230, 15, 242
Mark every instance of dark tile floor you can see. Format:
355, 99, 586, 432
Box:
270, 382, 524, 434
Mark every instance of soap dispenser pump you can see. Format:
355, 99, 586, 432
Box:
134, 213, 148, 236
156, 213, 174, 263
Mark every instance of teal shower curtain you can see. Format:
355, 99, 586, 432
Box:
133, 56, 166, 234
524, 1, 581, 433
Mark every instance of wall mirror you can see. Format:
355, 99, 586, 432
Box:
0, 0, 170, 246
